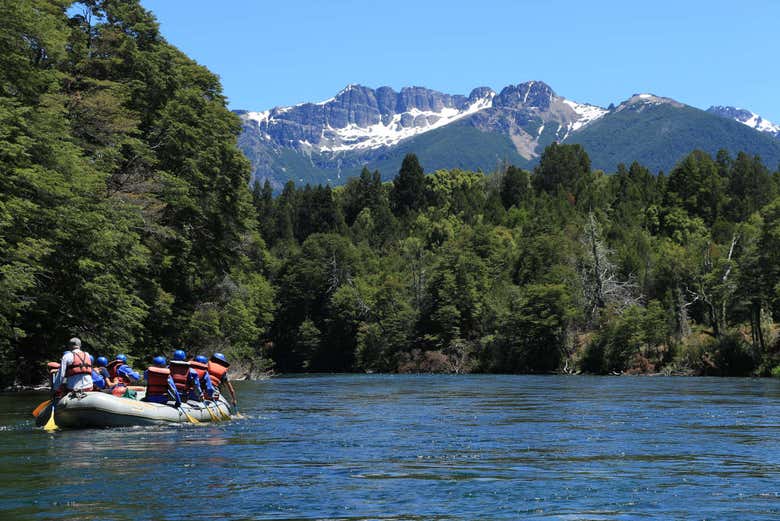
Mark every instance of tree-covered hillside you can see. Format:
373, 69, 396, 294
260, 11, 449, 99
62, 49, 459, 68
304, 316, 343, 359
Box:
254, 146, 780, 376
1, 0, 274, 383
567, 102, 780, 174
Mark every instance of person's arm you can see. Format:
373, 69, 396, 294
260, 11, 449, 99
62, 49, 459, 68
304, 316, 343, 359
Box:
224, 376, 237, 406
53, 353, 71, 390
119, 365, 140, 383
203, 372, 215, 397
190, 370, 203, 400
167, 376, 181, 406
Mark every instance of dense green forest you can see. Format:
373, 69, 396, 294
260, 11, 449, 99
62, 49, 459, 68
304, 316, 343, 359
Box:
4, 1, 780, 384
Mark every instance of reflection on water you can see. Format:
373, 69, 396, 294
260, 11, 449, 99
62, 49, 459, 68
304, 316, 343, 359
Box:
3, 376, 780, 520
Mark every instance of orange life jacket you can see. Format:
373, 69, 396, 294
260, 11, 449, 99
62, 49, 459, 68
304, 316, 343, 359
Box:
189, 359, 208, 381
65, 351, 92, 377
207, 360, 228, 389
107, 359, 123, 379
169, 361, 191, 393
145, 366, 170, 397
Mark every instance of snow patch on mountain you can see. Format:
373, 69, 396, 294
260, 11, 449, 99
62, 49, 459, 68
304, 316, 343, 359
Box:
736, 111, 780, 134
315, 92, 495, 152
562, 99, 608, 132
707, 105, 780, 138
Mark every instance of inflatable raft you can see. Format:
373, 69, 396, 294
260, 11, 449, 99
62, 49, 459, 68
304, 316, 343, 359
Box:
35, 391, 232, 428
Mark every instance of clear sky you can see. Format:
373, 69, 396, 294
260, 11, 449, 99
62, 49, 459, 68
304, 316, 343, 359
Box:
139, 0, 780, 122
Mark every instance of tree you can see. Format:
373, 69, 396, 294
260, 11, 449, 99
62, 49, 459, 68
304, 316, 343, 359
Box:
533, 143, 591, 195
665, 150, 727, 226
390, 153, 426, 216
500, 165, 531, 209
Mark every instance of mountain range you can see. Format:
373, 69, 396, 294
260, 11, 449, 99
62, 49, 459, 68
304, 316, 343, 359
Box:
236, 81, 780, 189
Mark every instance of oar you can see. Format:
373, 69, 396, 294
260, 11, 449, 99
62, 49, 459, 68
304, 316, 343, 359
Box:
32, 400, 52, 418
202, 400, 220, 422
231, 402, 246, 420
213, 397, 231, 420
177, 403, 200, 424
42, 389, 58, 431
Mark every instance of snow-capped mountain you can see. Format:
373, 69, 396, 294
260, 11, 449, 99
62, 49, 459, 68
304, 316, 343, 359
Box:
707, 106, 780, 138
238, 81, 606, 157
236, 82, 780, 189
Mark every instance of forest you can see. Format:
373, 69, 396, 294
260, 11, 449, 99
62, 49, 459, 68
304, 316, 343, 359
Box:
3, 1, 780, 383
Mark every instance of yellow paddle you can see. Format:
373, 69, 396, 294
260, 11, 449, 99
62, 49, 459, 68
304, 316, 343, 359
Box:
32, 400, 51, 418
215, 398, 231, 420
176, 402, 200, 424
231, 402, 245, 420
42, 390, 58, 431
202, 400, 220, 422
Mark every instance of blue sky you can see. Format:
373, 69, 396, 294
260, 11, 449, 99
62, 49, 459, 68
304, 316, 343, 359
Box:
140, 0, 780, 122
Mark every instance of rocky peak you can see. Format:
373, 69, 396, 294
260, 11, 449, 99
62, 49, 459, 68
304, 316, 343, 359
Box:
707, 105, 780, 138
493, 80, 555, 110
616, 93, 683, 113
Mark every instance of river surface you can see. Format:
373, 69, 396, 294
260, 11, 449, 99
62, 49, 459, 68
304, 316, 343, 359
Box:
2, 375, 780, 520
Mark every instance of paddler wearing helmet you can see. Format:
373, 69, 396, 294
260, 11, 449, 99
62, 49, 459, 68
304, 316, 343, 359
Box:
142, 356, 181, 407
189, 355, 216, 400
207, 353, 237, 410
169, 349, 203, 402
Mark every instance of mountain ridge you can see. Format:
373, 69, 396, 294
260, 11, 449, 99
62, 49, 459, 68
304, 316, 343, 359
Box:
236, 82, 780, 188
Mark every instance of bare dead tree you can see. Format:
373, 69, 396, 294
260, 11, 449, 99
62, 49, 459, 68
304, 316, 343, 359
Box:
579, 212, 641, 322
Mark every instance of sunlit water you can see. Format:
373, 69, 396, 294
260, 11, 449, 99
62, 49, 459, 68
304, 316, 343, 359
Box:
3, 375, 780, 520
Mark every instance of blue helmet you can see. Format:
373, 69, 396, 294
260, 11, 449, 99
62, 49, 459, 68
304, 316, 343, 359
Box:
195, 355, 208, 364
96, 356, 108, 367
173, 349, 187, 361
89, 355, 94, 364
116, 354, 127, 363
212, 353, 228, 365
152, 356, 166, 367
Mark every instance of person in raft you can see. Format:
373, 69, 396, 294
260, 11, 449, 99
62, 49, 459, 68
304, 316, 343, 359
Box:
169, 349, 203, 402
106, 354, 140, 396
208, 353, 237, 409
94, 356, 111, 391
142, 356, 181, 406
189, 355, 216, 400
53, 337, 93, 394
90, 355, 106, 391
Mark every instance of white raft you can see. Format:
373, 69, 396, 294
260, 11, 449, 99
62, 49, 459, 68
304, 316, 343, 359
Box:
35, 391, 232, 428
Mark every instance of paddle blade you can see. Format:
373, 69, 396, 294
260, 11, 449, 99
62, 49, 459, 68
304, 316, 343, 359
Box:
204, 403, 220, 422
32, 400, 51, 418
42, 408, 58, 431
180, 407, 200, 424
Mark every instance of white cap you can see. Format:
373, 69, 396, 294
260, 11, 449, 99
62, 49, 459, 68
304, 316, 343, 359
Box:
69, 337, 82, 348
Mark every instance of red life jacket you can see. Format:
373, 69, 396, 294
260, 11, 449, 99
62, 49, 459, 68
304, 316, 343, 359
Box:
207, 360, 228, 389
65, 351, 92, 377
145, 366, 170, 397
107, 360, 123, 379
189, 359, 208, 381
169, 361, 191, 394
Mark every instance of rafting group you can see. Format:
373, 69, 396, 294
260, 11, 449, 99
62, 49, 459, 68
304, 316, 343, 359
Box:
36, 337, 240, 429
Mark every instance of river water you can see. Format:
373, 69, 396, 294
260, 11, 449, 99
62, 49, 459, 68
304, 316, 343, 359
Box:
2, 375, 780, 520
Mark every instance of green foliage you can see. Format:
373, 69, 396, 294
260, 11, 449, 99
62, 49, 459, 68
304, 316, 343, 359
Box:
3, 3, 779, 381
390, 153, 426, 217
0, 0, 273, 382
582, 302, 672, 374
533, 142, 591, 195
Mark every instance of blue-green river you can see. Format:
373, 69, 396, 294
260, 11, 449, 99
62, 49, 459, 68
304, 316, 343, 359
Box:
3, 375, 780, 520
